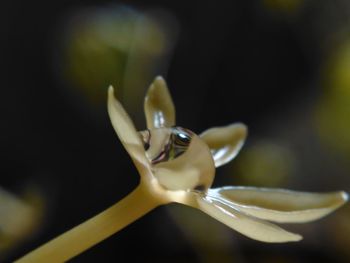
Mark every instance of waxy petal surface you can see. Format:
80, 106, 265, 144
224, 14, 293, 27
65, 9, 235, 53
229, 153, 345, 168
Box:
108, 86, 150, 174
208, 186, 348, 223
144, 76, 175, 129
200, 123, 247, 167
197, 194, 302, 243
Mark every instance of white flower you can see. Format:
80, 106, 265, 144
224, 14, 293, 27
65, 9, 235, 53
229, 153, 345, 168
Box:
16, 76, 349, 263
108, 76, 348, 243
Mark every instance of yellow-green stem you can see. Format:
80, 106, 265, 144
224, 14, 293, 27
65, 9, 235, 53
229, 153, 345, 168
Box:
16, 184, 159, 263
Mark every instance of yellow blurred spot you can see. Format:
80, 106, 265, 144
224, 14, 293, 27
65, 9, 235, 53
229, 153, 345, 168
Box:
61, 5, 177, 118
233, 141, 294, 187
0, 187, 45, 260
263, 0, 304, 13
314, 40, 350, 156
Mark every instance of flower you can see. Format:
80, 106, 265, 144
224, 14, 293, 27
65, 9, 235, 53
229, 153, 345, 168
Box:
107, 76, 348, 243
17, 76, 349, 263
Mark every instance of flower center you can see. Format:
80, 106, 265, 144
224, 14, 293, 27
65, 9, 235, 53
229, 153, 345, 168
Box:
139, 127, 215, 192
140, 127, 193, 164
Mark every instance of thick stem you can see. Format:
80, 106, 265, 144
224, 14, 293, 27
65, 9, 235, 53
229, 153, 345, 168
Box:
16, 184, 160, 263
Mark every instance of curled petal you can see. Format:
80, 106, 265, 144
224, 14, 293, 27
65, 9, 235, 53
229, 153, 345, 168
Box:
197, 195, 302, 243
208, 187, 348, 223
144, 76, 175, 129
200, 123, 247, 167
108, 86, 150, 173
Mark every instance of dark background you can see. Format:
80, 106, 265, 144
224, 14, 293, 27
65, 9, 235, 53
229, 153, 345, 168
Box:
1, 0, 350, 262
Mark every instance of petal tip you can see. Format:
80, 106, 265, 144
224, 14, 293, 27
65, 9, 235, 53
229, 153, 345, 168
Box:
271, 231, 303, 243
341, 191, 349, 202
146, 77, 164, 98
230, 123, 248, 137
155, 75, 165, 83
331, 191, 349, 209
150, 76, 167, 94
291, 234, 303, 242
108, 85, 115, 97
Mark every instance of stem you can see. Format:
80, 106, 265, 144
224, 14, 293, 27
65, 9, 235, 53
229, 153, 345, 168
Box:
16, 184, 159, 263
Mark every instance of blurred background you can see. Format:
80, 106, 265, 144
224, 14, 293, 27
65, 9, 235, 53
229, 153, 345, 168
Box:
1, 0, 350, 262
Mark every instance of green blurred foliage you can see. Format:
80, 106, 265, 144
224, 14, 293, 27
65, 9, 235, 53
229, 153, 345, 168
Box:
262, 0, 304, 13
61, 6, 177, 122
0, 187, 45, 260
232, 141, 295, 188
315, 41, 350, 158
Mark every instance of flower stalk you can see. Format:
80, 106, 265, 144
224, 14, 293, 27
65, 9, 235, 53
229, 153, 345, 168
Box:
16, 76, 348, 262
16, 184, 160, 263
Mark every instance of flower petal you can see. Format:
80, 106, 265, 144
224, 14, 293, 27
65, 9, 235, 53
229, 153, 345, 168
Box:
208, 186, 348, 223
108, 86, 150, 173
200, 123, 247, 167
144, 76, 175, 129
197, 194, 302, 243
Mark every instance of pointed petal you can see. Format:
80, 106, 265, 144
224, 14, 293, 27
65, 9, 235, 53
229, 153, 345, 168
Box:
144, 76, 175, 129
200, 123, 247, 167
209, 187, 348, 223
107, 86, 150, 173
197, 195, 302, 243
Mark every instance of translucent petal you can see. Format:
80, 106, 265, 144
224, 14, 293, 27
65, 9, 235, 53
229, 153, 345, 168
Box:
197, 195, 302, 243
200, 123, 247, 167
107, 86, 150, 174
144, 76, 175, 129
208, 186, 348, 223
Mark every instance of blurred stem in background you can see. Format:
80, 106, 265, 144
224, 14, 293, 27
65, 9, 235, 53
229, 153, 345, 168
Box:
59, 5, 178, 126
0, 187, 45, 261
